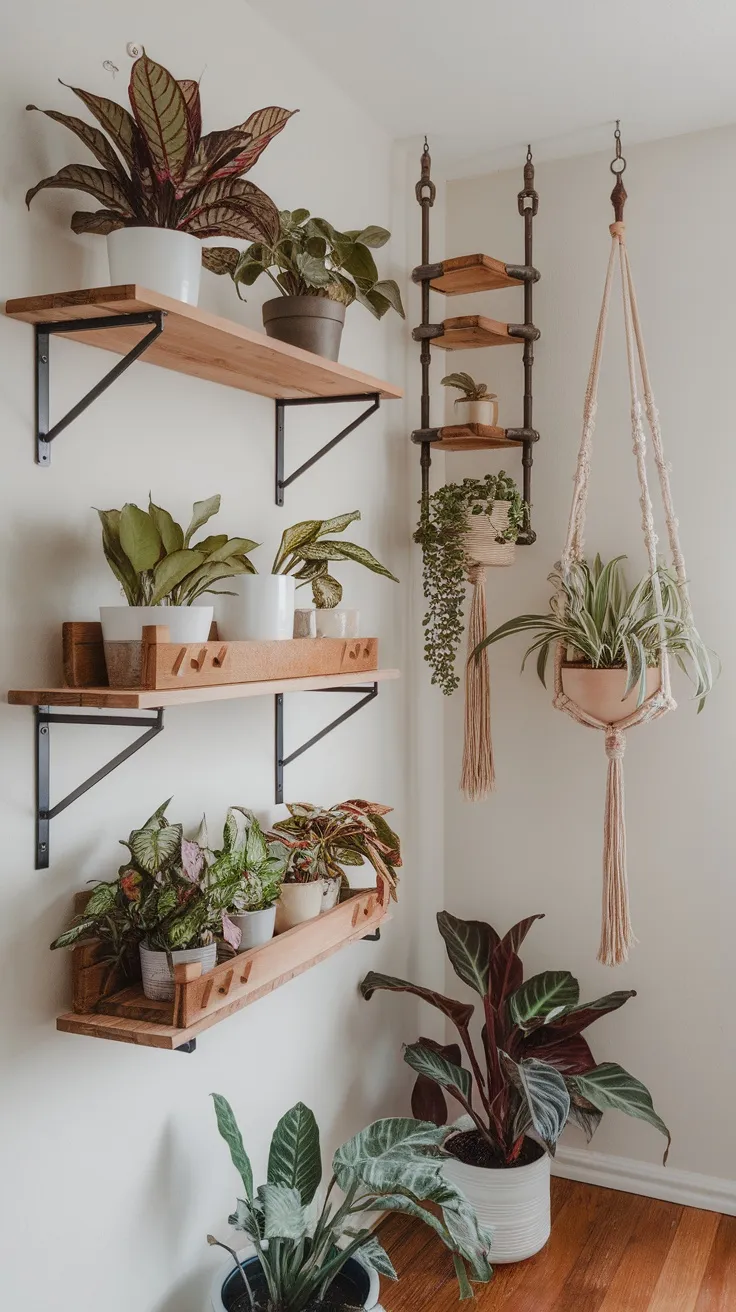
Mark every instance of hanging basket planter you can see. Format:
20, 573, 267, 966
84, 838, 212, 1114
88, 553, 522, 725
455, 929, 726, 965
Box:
560, 664, 661, 724
464, 503, 516, 569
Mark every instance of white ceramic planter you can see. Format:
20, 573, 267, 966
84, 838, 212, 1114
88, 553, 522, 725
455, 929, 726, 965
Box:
293, 607, 360, 639
139, 941, 217, 1002
321, 876, 342, 912
444, 1145, 550, 1263
275, 881, 323, 932
217, 576, 296, 641
99, 604, 213, 687
107, 227, 202, 305
231, 905, 277, 950
561, 665, 661, 723
455, 395, 499, 426
210, 1250, 381, 1312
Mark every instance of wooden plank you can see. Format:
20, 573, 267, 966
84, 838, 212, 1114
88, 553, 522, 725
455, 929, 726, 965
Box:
4, 285, 403, 401
433, 315, 523, 350
693, 1213, 736, 1310
139, 628, 379, 691
63, 622, 108, 688
7, 666, 400, 709
648, 1209, 720, 1312
430, 254, 519, 295
597, 1197, 682, 1312
432, 423, 516, 452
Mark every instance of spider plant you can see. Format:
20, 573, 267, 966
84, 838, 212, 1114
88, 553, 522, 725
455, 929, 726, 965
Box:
473, 555, 714, 710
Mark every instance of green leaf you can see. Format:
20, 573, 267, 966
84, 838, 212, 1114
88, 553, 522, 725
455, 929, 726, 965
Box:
184, 496, 221, 546
60, 83, 138, 171
128, 823, 182, 875
180, 197, 279, 243
219, 106, 297, 179
180, 180, 279, 245
317, 511, 361, 537
267, 1102, 322, 1205
26, 164, 134, 216
257, 1182, 308, 1241
71, 210, 126, 236
212, 1094, 254, 1203
148, 500, 184, 554
338, 241, 378, 285
360, 971, 475, 1032
509, 971, 581, 1029
452, 1253, 474, 1301
350, 1233, 398, 1281
128, 52, 192, 186
201, 246, 241, 276
333, 1117, 451, 1198
295, 251, 332, 287
352, 225, 391, 248
294, 540, 398, 582
150, 549, 205, 605
501, 1053, 570, 1148
96, 508, 139, 604
372, 278, 405, 318
139, 797, 173, 830
205, 537, 259, 564
119, 504, 162, 573
403, 1042, 471, 1104
569, 1063, 671, 1163
50, 917, 98, 950
567, 1092, 603, 1142
83, 882, 118, 917
312, 573, 342, 608
273, 520, 322, 573
26, 105, 131, 185
437, 910, 495, 996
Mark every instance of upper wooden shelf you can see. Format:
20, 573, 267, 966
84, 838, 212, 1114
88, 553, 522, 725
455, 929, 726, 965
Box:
433, 316, 525, 350
431, 424, 517, 452
4, 285, 403, 402
430, 255, 521, 295
8, 668, 400, 711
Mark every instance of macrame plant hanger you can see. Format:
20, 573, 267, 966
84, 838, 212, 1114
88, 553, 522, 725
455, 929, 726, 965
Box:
556, 123, 693, 967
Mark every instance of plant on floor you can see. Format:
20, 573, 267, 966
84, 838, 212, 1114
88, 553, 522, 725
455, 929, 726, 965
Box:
441, 372, 496, 404
204, 208, 405, 320
272, 801, 401, 901
414, 474, 523, 695
26, 50, 294, 247
361, 911, 671, 1167
208, 807, 289, 913
271, 510, 398, 610
96, 494, 258, 606
209, 1095, 493, 1308
473, 554, 714, 710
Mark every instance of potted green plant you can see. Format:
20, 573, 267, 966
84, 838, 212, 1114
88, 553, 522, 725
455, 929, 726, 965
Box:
217, 511, 397, 642
206, 208, 405, 359
441, 372, 499, 427
473, 555, 714, 719
272, 800, 401, 915
50, 800, 243, 1000
26, 50, 295, 305
97, 494, 257, 685
208, 807, 289, 949
361, 910, 670, 1263
208, 1094, 493, 1310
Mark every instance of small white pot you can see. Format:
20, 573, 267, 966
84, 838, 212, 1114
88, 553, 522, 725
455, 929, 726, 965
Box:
315, 608, 361, 639
100, 604, 213, 687
455, 396, 498, 426
275, 881, 324, 932
321, 876, 342, 912
139, 941, 216, 1002
107, 227, 202, 305
561, 664, 661, 724
444, 1143, 550, 1263
217, 576, 296, 641
231, 905, 277, 950
210, 1250, 381, 1312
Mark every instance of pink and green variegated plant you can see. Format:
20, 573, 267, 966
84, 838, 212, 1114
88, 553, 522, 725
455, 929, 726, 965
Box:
26, 50, 295, 249
361, 912, 670, 1167
272, 800, 401, 901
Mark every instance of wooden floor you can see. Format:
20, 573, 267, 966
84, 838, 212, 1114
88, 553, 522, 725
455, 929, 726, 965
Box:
379, 1178, 736, 1311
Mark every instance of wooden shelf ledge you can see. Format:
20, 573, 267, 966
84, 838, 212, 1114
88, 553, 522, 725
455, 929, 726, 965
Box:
433, 316, 526, 350
430, 254, 522, 295
4, 285, 403, 402
432, 424, 517, 451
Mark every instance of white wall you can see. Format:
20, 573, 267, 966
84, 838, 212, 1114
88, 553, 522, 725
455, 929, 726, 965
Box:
0, 5, 427, 1309
443, 127, 736, 1190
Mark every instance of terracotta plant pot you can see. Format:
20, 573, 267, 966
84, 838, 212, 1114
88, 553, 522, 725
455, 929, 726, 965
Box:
561, 664, 661, 723
443, 1141, 550, 1263
275, 881, 324, 932
262, 296, 346, 361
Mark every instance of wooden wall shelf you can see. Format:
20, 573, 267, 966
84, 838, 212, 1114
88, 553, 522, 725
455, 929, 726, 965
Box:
432, 315, 526, 350
430, 254, 521, 295
58, 878, 389, 1051
431, 424, 518, 452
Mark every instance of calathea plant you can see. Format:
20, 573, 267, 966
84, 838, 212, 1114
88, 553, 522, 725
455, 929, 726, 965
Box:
26, 50, 294, 247
97, 494, 257, 606
272, 511, 397, 610
361, 911, 670, 1167
209, 1095, 493, 1307
272, 800, 401, 900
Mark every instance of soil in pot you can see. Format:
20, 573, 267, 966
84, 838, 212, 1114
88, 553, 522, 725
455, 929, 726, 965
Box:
447, 1129, 545, 1170
222, 1255, 371, 1312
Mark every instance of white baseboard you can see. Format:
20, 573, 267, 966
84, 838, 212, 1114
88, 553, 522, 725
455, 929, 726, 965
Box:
552, 1146, 736, 1216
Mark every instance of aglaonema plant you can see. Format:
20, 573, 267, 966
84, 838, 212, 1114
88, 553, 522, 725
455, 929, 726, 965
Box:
361, 911, 670, 1167
272, 510, 397, 610
209, 1096, 493, 1307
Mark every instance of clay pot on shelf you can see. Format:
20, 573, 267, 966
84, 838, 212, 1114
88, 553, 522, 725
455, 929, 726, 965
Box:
262, 295, 346, 361
454, 393, 498, 426
293, 608, 360, 639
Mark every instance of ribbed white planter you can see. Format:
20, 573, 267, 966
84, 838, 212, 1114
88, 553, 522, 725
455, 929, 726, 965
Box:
107, 227, 202, 304
210, 1250, 382, 1312
444, 1145, 551, 1263
217, 576, 295, 640
275, 881, 323, 932
464, 503, 516, 568
230, 905, 277, 950
139, 942, 216, 1002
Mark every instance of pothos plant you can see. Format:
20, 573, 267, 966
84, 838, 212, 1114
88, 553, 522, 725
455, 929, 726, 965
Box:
272, 800, 401, 900
26, 50, 294, 247
361, 911, 670, 1168
414, 474, 524, 695
209, 1095, 493, 1308
272, 511, 397, 610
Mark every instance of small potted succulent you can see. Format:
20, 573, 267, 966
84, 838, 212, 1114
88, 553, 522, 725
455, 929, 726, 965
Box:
26, 50, 294, 304
272, 800, 401, 914
206, 209, 405, 359
361, 910, 670, 1263
441, 371, 499, 427
208, 1093, 493, 1310
97, 494, 257, 685
209, 807, 289, 949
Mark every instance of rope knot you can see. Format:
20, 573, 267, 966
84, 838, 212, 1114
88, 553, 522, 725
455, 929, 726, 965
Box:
605, 727, 626, 760
610, 220, 626, 241
466, 562, 486, 587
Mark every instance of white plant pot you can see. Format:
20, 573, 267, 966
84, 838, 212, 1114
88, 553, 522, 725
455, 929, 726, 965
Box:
455, 396, 498, 426
107, 227, 202, 305
139, 941, 216, 1002
231, 905, 277, 950
561, 664, 661, 724
321, 876, 342, 912
217, 576, 296, 641
444, 1144, 550, 1263
275, 881, 324, 932
99, 604, 213, 687
210, 1250, 382, 1312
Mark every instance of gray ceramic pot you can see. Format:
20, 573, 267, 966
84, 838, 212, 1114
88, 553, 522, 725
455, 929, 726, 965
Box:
262, 295, 346, 360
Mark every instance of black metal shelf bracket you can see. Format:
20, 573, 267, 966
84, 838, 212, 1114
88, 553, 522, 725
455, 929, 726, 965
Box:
274, 683, 378, 803
35, 310, 166, 465
275, 393, 380, 505
35, 706, 164, 869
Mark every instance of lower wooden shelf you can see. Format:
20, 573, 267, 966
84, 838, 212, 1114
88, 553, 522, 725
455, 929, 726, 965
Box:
431, 424, 517, 451
433, 315, 525, 350
58, 879, 389, 1050
430, 254, 521, 295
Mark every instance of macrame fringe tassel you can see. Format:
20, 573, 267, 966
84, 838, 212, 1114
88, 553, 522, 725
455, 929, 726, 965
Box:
598, 728, 636, 966
461, 565, 495, 800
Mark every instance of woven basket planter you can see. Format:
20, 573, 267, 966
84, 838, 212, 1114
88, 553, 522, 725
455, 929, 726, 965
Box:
464, 502, 516, 568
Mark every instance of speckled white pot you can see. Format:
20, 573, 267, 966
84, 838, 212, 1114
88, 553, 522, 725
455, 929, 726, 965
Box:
139, 941, 216, 1002
444, 1144, 550, 1263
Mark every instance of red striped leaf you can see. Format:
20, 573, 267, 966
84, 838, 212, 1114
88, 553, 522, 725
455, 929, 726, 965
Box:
179, 79, 202, 142
60, 82, 139, 171
26, 106, 131, 186
26, 164, 134, 215
129, 52, 192, 184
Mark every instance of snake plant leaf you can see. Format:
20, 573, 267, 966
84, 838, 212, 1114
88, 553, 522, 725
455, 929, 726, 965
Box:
257, 1182, 308, 1241
129, 823, 182, 875
404, 1042, 472, 1106
178, 79, 202, 141
317, 511, 361, 537
350, 1233, 398, 1281
267, 1101, 322, 1204
273, 520, 322, 573
119, 503, 163, 573
180, 179, 280, 245
437, 910, 497, 997
129, 52, 192, 185
569, 1063, 671, 1163
25, 163, 134, 215
212, 1094, 254, 1203
201, 246, 241, 276
180, 197, 279, 243
150, 549, 205, 605
312, 573, 342, 608
360, 971, 474, 1032
50, 917, 99, 950
96, 508, 139, 604
71, 210, 127, 235
371, 278, 405, 318
509, 971, 581, 1030
148, 500, 184, 554
26, 106, 131, 185
184, 496, 221, 546
501, 1053, 570, 1148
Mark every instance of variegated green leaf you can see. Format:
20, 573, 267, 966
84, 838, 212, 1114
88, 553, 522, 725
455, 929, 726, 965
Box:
312, 573, 342, 608
501, 1053, 570, 1147
267, 1101, 322, 1204
83, 882, 118, 917
350, 1233, 398, 1281
437, 910, 495, 996
50, 917, 98, 950
201, 245, 241, 276
212, 1094, 254, 1202
317, 510, 361, 536
26, 164, 134, 215
273, 520, 322, 573
129, 823, 182, 874
403, 1042, 471, 1105
509, 971, 580, 1029
61, 82, 139, 170
128, 53, 192, 185
333, 1117, 450, 1197
257, 1182, 308, 1241
215, 106, 297, 178
569, 1064, 671, 1163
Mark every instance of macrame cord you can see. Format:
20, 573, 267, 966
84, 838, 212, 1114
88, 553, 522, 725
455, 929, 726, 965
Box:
460, 504, 513, 800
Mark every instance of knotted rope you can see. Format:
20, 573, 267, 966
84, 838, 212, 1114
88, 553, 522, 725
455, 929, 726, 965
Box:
461, 562, 494, 799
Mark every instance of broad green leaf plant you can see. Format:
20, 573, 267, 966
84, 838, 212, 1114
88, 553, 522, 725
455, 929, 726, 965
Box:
272, 511, 397, 610
209, 1095, 493, 1308
96, 494, 257, 606
208, 807, 289, 914
361, 911, 671, 1167
27, 50, 294, 248
205, 209, 405, 321
441, 372, 496, 404
272, 800, 401, 901
473, 554, 714, 710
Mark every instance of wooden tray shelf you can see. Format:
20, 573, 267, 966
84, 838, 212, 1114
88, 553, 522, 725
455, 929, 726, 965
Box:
58, 879, 389, 1050
430, 254, 521, 295
4, 285, 403, 402
433, 315, 525, 350
431, 424, 517, 452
